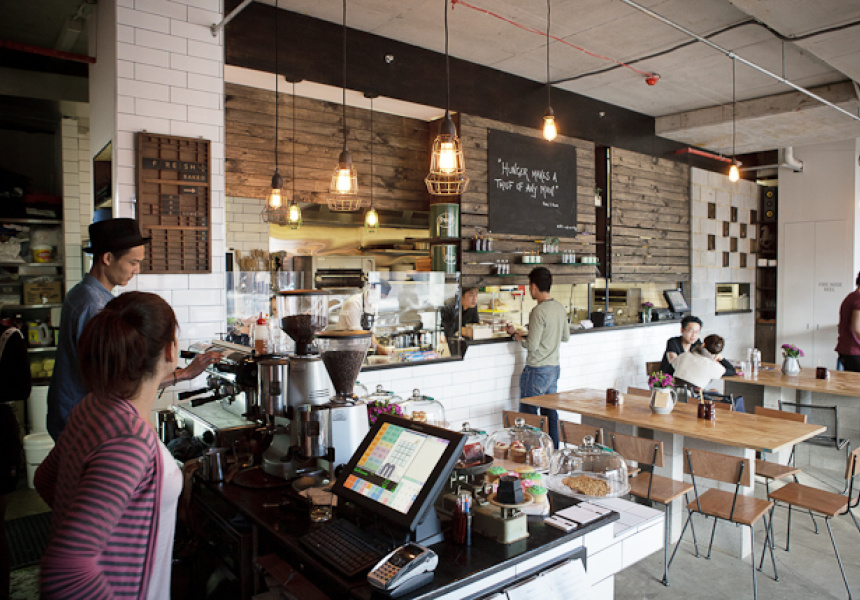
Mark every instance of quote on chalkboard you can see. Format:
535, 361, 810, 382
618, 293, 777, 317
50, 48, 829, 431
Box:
487, 130, 577, 238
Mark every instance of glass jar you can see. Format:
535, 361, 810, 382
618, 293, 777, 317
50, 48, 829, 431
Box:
457, 422, 489, 467
548, 436, 629, 497
485, 417, 555, 471
397, 388, 448, 428
365, 385, 404, 425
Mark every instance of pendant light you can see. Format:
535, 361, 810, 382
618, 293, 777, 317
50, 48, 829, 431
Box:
261, 0, 286, 224
425, 0, 469, 196
728, 58, 740, 183
286, 80, 302, 229
542, 0, 557, 142
364, 93, 379, 233
328, 0, 360, 211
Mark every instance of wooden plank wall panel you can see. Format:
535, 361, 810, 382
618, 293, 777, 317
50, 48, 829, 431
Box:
609, 147, 690, 283
225, 83, 432, 212
459, 114, 598, 288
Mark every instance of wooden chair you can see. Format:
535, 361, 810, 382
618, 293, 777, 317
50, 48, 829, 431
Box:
560, 421, 603, 446
502, 410, 548, 433
711, 400, 733, 411
667, 448, 778, 600
646, 361, 662, 377
607, 431, 695, 586
753, 407, 819, 537
778, 400, 850, 457
763, 447, 860, 599
627, 387, 651, 398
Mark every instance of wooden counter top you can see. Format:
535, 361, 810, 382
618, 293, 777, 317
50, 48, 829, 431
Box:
723, 363, 860, 397
525, 388, 825, 453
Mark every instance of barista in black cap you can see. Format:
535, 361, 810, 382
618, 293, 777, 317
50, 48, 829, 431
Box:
47, 219, 219, 440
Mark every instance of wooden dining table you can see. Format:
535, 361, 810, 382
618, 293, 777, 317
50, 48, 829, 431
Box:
525, 388, 825, 557
723, 362, 860, 399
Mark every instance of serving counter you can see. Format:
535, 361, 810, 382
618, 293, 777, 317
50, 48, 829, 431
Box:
190, 474, 663, 600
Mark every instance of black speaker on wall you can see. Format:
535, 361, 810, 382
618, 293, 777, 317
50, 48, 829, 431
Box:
761, 187, 777, 223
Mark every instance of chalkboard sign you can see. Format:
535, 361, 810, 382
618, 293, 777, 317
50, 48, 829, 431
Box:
487, 130, 577, 237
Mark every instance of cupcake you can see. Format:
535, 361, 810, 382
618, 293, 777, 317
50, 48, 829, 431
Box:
528, 485, 548, 504
514, 465, 535, 475
493, 441, 509, 459
486, 466, 507, 483
510, 441, 527, 463
519, 471, 541, 482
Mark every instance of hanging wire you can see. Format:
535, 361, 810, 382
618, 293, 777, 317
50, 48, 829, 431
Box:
274, 0, 279, 170
445, 0, 450, 113
291, 80, 296, 199
732, 58, 736, 159
546, 0, 551, 108
342, 0, 348, 150
370, 96, 374, 207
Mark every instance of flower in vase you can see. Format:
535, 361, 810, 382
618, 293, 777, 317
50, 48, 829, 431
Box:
367, 400, 403, 425
781, 343, 805, 359
648, 371, 675, 389
641, 302, 654, 310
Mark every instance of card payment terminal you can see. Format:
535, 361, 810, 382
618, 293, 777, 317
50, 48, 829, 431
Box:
367, 543, 437, 597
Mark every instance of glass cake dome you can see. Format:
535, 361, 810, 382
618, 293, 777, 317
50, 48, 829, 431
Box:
485, 417, 554, 471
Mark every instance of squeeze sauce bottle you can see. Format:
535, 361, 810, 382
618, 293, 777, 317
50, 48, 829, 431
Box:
253, 313, 268, 355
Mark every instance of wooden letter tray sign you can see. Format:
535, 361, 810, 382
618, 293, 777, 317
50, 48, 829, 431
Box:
136, 132, 211, 274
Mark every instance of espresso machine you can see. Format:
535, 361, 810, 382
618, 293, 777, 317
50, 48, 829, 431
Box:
315, 330, 372, 472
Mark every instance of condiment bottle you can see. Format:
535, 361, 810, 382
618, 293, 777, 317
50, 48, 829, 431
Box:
697, 396, 707, 419
706, 401, 716, 422
253, 312, 269, 354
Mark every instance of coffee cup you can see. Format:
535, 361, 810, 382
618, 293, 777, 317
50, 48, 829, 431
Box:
816, 366, 829, 380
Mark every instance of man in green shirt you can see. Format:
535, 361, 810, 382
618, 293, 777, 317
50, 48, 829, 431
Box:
505, 267, 569, 445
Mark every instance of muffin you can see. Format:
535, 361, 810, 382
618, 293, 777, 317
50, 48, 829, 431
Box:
493, 441, 509, 460
528, 485, 548, 504
514, 465, 535, 475
510, 441, 527, 463
486, 466, 508, 483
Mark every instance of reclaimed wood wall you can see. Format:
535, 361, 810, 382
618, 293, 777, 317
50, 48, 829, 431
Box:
225, 83, 432, 213
459, 114, 599, 288
609, 147, 691, 283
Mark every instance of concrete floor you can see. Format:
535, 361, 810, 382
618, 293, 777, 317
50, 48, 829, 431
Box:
616, 466, 860, 600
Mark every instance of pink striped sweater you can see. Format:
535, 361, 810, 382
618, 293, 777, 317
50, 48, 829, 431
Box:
35, 394, 165, 599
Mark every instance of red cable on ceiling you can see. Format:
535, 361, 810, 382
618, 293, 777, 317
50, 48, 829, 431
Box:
451, 0, 659, 81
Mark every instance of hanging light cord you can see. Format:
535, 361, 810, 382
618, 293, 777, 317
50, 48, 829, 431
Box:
731, 58, 736, 160
545, 0, 550, 108
370, 96, 374, 207
291, 81, 296, 197
342, 0, 348, 151
274, 0, 279, 170
444, 0, 450, 114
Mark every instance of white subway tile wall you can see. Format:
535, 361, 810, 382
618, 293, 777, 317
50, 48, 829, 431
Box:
61, 106, 92, 291
111, 0, 226, 408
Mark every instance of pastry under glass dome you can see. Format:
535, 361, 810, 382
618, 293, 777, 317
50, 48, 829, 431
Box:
485, 417, 554, 471
547, 435, 629, 498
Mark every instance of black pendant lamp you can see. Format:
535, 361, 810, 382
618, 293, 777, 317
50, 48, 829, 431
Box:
364, 93, 379, 233
286, 81, 302, 229
542, 0, 557, 141
425, 0, 469, 196
328, 0, 361, 211
728, 58, 740, 183
261, 0, 286, 224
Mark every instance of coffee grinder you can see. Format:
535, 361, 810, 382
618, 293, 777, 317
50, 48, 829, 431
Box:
261, 290, 334, 478
315, 330, 372, 472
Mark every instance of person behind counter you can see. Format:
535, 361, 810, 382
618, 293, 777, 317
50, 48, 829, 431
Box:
335, 280, 391, 354
36, 292, 183, 600
441, 286, 480, 354
835, 271, 860, 371
505, 267, 569, 446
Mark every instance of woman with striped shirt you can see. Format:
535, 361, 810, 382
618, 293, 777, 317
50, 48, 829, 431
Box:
35, 292, 182, 599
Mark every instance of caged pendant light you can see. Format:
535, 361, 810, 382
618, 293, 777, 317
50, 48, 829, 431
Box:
728, 58, 740, 183
425, 0, 469, 196
286, 81, 302, 229
364, 93, 379, 233
328, 0, 361, 211
261, 0, 287, 224
542, 0, 557, 141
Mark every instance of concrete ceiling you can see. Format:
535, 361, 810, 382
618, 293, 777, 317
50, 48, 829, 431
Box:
2, 0, 859, 155
265, 0, 860, 155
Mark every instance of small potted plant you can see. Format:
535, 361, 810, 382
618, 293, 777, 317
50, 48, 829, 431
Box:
648, 371, 677, 414
781, 343, 805, 376
641, 301, 654, 323
367, 397, 404, 425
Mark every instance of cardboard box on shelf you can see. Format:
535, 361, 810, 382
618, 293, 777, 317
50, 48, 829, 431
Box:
23, 281, 62, 305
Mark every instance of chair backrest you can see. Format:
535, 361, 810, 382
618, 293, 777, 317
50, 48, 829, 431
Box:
503, 410, 548, 433
607, 431, 664, 468
682, 447, 752, 487
645, 361, 662, 377
845, 446, 860, 482
754, 406, 808, 423
778, 400, 847, 449
560, 421, 603, 446
711, 401, 733, 412
627, 387, 651, 397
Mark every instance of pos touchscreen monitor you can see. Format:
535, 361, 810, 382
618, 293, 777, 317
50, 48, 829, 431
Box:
332, 414, 466, 538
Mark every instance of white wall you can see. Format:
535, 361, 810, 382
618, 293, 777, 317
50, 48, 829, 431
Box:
354, 323, 677, 434
777, 139, 860, 368
59, 103, 92, 289
689, 168, 757, 361
87, 0, 227, 408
